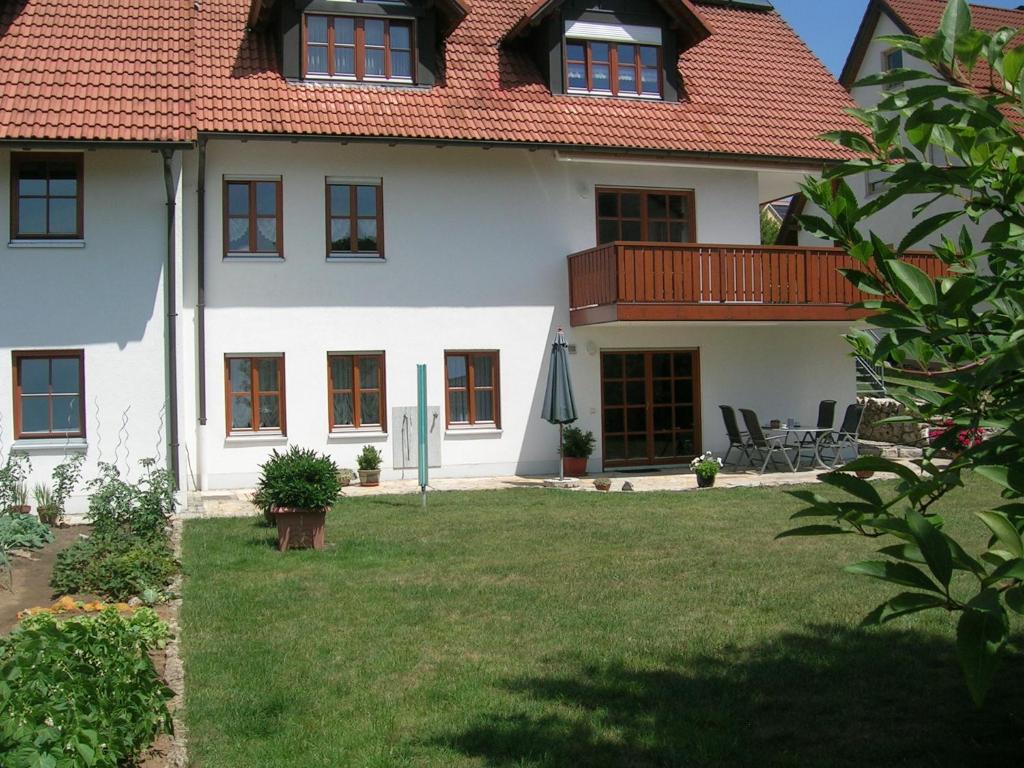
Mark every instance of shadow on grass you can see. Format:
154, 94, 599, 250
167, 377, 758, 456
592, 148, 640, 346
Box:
432, 625, 1024, 768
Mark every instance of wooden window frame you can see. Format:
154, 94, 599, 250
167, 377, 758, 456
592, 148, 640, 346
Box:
595, 187, 697, 245
10, 153, 84, 240
325, 180, 385, 259
327, 353, 388, 432
12, 350, 86, 440
224, 355, 287, 436
444, 351, 501, 429
222, 179, 284, 259
881, 47, 904, 72
564, 40, 663, 99
302, 14, 416, 83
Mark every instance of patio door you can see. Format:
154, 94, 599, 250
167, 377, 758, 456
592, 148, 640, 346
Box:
600, 350, 701, 468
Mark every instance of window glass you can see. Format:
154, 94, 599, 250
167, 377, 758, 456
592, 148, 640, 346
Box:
13, 155, 83, 238
361, 393, 381, 424
334, 17, 355, 45
332, 356, 353, 389
328, 183, 382, 256
51, 358, 80, 393
49, 199, 77, 234
227, 183, 249, 215
331, 185, 351, 216
365, 49, 386, 77
333, 393, 354, 425
331, 220, 352, 251
308, 46, 328, 74
255, 219, 277, 251
17, 199, 46, 234
360, 356, 380, 388
356, 186, 377, 215
447, 356, 467, 387
364, 19, 385, 47
21, 398, 49, 434
390, 24, 410, 50
255, 182, 277, 215
227, 357, 284, 434
308, 16, 328, 44
20, 359, 49, 394
329, 354, 386, 430
260, 397, 281, 429
257, 358, 279, 391
18, 164, 47, 196
14, 353, 84, 438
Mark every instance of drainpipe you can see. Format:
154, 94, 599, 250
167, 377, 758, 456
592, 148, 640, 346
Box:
197, 138, 208, 427
161, 149, 181, 489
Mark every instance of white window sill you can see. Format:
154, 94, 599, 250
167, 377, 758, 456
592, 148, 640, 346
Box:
224, 433, 287, 445
11, 438, 87, 453
328, 430, 387, 442
223, 254, 284, 262
8, 239, 86, 249
565, 89, 663, 101
445, 427, 503, 438
327, 254, 385, 263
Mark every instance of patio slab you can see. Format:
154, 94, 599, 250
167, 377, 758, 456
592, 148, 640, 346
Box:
183, 463, 918, 520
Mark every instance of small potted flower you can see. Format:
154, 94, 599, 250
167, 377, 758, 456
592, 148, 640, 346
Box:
690, 451, 723, 489
561, 426, 596, 477
252, 446, 342, 551
336, 468, 355, 488
357, 445, 384, 487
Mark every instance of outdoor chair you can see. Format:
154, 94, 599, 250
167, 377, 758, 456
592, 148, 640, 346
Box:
739, 408, 796, 474
798, 399, 837, 458
822, 403, 866, 468
719, 405, 752, 468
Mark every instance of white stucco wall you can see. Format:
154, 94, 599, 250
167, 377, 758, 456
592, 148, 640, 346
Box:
185, 140, 852, 487
0, 149, 175, 516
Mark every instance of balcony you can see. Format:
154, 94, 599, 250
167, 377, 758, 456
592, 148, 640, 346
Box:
567, 242, 945, 325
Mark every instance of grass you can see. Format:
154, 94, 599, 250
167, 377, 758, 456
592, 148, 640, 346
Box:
181, 478, 1023, 767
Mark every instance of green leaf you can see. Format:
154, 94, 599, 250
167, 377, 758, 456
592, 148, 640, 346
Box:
862, 592, 948, 626
957, 589, 1009, 707
878, 543, 926, 564
906, 509, 954, 587
985, 558, 1024, 584
975, 511, 1024, 558
776, 525, 852, 539
889, 260, 938, 307
898, 210, 963, 252
845, 560, 944, 593
939, 0, 973, 63
1006, 586, 1024, 615
975, 464, 1024, 494
819, 471, 885, 507
838, 268, 886, 295
835, 456, 920, 484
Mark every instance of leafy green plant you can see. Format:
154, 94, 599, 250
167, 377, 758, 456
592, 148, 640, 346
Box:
561, 426, 597, 459
760, 205, 782, 245
356, 445, 384, 472
0, 607, 173, 768
52, 453, 85, 517
790, 0, 1024, 706
51, 534, 177, 601
0, 512, 53, 552
87, 459, 176, 541
690, 451, 724, 481
0, 454, 30, 512
253, 446, 342, 511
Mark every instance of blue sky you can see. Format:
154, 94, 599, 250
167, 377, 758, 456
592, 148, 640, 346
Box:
771, 0, 1024, 76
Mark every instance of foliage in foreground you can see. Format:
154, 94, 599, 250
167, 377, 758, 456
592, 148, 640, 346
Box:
253, 446, 342, 512
795, 0, 1024, 705
0, 608, 173, 768
0, 513, 53, 568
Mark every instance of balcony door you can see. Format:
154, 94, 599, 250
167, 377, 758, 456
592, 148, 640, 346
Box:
600, 350, 701, 468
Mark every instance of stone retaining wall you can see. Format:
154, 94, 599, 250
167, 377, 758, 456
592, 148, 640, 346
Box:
857, 397, 927, 447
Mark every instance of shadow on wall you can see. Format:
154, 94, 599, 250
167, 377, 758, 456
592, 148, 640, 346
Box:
429, 625, 1024, 767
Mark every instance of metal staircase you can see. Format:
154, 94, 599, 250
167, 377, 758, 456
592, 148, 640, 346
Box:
855, 329, 888, 397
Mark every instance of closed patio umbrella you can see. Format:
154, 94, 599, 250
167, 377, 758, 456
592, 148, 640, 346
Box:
541, 328, 578, 481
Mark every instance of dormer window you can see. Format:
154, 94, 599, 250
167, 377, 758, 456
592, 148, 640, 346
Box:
304, 14, 414, 83
564, 23, 663, 99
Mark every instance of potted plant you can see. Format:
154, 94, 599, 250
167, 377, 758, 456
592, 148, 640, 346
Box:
561, 426, 596, 477
690, 451, 723, 489
34, 484, 60, 525
594, 477, 612, 492
336, 468, 355, 488
357, 445, 383, 487
0, 454, 31, 514
252, 446, 342, 551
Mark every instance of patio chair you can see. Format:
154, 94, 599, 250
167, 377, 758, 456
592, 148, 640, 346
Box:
718, 405, 752, 468
798, 399, 837, 455
822, 403, 866, 468
739, 408, 797, 474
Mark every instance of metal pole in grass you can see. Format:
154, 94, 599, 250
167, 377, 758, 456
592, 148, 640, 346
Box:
417, 364, 428, 508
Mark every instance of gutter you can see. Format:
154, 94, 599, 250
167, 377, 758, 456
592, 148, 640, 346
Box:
197, 139, 208, 427
160, 150, 181, 489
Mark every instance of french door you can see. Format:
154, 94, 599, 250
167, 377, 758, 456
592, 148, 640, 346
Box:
600, 350, 701, 468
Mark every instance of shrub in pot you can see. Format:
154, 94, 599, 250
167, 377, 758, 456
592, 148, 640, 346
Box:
561, 426, 596, 477
34, 483, 60, 526
690, 451, 723, 489
594, 478, 612, 492
336, 468, 355, 488
357, 445, 384, 487
253, 447, 341, 551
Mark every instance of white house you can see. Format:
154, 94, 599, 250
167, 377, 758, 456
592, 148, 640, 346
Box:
1, 0, 892, 505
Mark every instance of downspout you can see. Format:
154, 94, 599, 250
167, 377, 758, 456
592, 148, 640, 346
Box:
197, 139, 208, 427
161, 149, 181, 489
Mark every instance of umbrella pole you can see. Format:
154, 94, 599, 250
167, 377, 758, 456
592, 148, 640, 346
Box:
559, 423, 564, 481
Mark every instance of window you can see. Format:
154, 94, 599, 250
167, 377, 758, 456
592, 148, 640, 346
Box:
565, 40, 661, 98
223, 179, 282, 258
328, 353, 386, 431
596, 188, 695, 244
11, 154, 83, 239
326, 181, 384, 258
865, 168, 888, 197
445, 351, 500, 428
225, 356, 286, 435
305, 15, 414, 82
882, 48, 904, 72
12, 351, 85, 439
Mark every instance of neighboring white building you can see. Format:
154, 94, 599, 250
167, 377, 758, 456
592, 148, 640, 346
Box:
2, 0, 888, 503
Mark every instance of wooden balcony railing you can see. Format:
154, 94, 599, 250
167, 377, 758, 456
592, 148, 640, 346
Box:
567, 242, 945, 325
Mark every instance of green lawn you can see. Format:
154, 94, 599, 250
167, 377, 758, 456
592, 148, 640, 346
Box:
181, 479, 1023, 767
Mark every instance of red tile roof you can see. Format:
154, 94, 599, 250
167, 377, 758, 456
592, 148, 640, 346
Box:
0, 0, 193, 143
193, 0, 860, 162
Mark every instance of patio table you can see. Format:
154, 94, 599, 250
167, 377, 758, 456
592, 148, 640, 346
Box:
763, 426, 834, 471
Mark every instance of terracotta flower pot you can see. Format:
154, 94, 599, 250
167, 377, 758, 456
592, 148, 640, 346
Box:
7, 505, 32, 515
273, 507, 326, 551
359, 469, 381, 487
697, 474, 716, 489
855, 470, 875, 479
37, 506, 60, 526
562, 456, 588, 477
